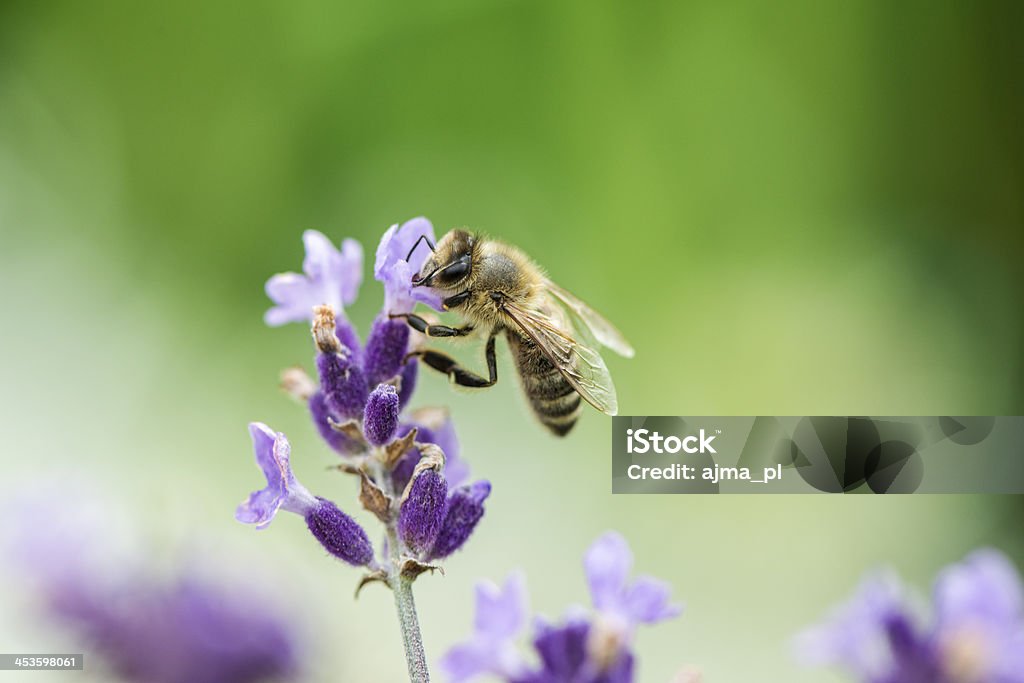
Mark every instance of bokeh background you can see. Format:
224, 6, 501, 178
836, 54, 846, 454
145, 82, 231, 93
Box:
1, 1, 1022, 681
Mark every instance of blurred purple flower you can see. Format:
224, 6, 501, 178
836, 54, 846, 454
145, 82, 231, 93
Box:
264, 230, 363, 326
442, 534, 681, 683
584, 532, 683, 632
4, 483, 300, 683
374, 217, 443, 313
932, 550, 1024, 682
52, 576, 299, 683
794, 571, 925, 681
441, 573, 531, 682
795, 549, 1024, 683
518, 614, 635, 683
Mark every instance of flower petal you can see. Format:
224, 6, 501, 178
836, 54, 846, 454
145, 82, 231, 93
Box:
264, 231, 364, 325
792, 570, 909, 680
374, 218, 443, 313
934, 549, 1023, 634
264, 273, 315, 326
475, 572, 529, 639
584, 532, 633, 612
236, 423, 316, 528
339, 238, 364, 306
439, 639, 496, 683
623, 576, 683, 624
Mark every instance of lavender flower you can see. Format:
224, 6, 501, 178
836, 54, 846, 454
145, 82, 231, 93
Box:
584, 532, 682, 632
795, 549, 1024, 683
441, 573, 532, 682
374, 217, 443, 314
442, 533, 683, 683
428, 481, 491, 562
525, 614, 636, 683
53, 577, 299, 683
235, 422, 318, 527
236, 422, 373, 566
265, 229, 363, 326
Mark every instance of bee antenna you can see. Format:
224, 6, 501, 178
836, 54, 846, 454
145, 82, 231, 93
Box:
406, 235, 436, 262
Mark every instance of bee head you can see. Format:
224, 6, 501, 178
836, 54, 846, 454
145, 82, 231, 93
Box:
412, 230, 474, 290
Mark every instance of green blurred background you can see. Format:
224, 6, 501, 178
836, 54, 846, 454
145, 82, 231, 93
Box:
1, 1, 1021, 681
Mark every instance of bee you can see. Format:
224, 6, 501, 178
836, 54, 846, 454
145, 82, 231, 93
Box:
393, 230, 634, 436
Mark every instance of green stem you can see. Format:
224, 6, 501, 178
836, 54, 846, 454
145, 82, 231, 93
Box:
393, 575, 430, 683
380, 453, 429, 683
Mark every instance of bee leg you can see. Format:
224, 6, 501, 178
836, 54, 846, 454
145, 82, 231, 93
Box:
390, 313, 474, 338
407, 334, 498, 388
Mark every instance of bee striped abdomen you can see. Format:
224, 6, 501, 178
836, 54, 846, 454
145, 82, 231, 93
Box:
510, 333, 582, 436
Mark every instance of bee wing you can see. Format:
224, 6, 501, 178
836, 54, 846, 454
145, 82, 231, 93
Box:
502, 297, 619, 416
544, 280, 635, 358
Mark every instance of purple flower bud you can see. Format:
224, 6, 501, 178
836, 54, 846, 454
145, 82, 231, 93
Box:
305, 497, 374, 567
316, 350, 368, 421
364, 316, 411, 388
309, 391, 362, 455
398, 359, 418, 410
364, 383, 400, 446
428, 481, 491, 561
399, 469, 448, 556
391, 447, 418, 494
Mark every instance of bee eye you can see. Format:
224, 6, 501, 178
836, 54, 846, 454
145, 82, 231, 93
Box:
440, 256, 470, 283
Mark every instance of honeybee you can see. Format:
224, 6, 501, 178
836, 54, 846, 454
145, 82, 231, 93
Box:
393, 230, 634, 436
